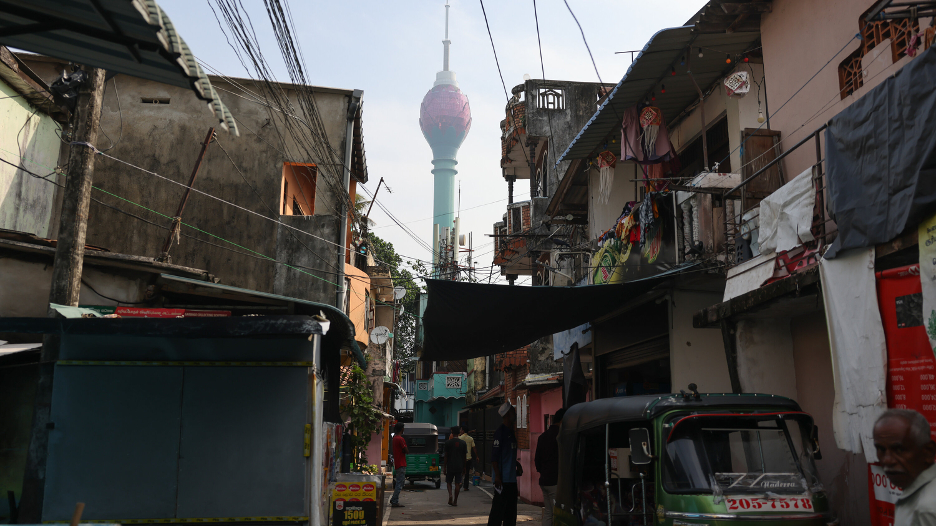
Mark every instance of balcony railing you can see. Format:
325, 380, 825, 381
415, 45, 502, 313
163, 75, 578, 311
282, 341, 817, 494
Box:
721, 124, 833, 270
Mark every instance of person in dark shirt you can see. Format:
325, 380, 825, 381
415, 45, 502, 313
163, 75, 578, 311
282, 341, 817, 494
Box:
443, 425, 468, 506
488, 402, 520, 526
390, 423, 408, 507
534, 408, 565, 526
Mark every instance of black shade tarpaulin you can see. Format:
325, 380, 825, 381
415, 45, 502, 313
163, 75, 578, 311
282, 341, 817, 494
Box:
825, 45, 936, 258
420, 274, 674, 361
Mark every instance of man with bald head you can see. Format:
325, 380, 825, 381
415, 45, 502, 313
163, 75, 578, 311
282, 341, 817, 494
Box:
872, 409, 936, 526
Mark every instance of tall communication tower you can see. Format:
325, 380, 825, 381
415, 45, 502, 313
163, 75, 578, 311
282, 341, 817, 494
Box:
419, 0, 471, 277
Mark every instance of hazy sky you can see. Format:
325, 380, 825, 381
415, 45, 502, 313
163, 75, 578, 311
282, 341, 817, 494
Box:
159, 0, 706, 285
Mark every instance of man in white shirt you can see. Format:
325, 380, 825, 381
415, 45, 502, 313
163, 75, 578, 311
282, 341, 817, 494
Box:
873, 409, 936, 526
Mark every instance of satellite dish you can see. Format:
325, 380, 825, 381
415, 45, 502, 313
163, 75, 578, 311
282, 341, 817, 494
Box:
393, 286, 407, 300
370, 326, 391, 345
523, 73, 531, 81
399, 305, 405, 315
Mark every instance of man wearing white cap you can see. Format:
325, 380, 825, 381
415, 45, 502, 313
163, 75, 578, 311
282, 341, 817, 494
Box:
487, 401, 521, 526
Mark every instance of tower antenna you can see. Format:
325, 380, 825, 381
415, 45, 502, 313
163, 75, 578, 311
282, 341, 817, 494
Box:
443, 1, 451, 71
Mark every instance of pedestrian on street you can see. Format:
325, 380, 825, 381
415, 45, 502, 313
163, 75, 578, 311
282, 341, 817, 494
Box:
390, 422, 408, 508
488, 402, 521, 526
443, 425, 468, 506
872, 408, 936, 526
459, 427, 479, 491
534, 408, 565, 526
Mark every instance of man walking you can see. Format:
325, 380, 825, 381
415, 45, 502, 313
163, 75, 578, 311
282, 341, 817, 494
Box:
459, 427, 479, 491
488, 402, 520, 526
390, 422, 408, 508
535, 408, 564, 526
443, 425, 468, 506
873, 409, 936, 525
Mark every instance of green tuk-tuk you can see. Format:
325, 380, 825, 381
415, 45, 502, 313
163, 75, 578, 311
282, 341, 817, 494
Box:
554, 391, 835, 525
402, 423, 442, 488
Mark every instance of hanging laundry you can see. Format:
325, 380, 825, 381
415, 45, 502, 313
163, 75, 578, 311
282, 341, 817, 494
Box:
597, 150, 617, 205
620, 105, 676, 164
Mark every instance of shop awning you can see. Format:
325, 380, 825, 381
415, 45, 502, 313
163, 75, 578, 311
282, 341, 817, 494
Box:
556, 26, 761, 164
421, 272, 679, 361
157, 274, 366, 367
0, 0, 238, 135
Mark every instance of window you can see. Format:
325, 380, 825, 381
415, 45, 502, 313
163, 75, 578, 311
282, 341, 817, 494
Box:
536, 87, 565, 110
838, 7, 921, 100
281, 163, 317, 216
516, 395, 528, 429
510, 207, 522, 234
445, 375, 462, 390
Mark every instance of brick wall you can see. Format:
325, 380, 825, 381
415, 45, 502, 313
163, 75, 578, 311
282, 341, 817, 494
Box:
502, 350, 531, 450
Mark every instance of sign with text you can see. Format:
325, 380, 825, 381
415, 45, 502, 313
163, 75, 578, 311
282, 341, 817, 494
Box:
331, 500, 377, 526
873, 265, 936, 526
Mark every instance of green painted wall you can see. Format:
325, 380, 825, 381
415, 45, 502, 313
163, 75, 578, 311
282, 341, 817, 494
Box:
0, 79, 62, 238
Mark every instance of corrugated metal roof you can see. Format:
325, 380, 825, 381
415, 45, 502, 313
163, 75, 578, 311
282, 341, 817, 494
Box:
556, 26, 761, 164
0, 0, 238, 135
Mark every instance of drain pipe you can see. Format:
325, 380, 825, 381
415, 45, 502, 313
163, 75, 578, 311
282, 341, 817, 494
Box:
337, 89, 363, 310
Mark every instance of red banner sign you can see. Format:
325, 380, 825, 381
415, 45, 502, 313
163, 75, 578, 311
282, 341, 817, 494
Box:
872, 265, 936, 526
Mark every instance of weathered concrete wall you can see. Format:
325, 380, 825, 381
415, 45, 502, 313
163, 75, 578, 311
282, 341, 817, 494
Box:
22, 57, 354, 304
588, 163, 636, 240
790, 313, 870, 526
528, 335, 557, 375
735, 318, 798, 399
669, 290, 732, 393
0, 255, 150, 320
524, 80, 605, 198
0, 79, 62, 238
273, 215, 341, 305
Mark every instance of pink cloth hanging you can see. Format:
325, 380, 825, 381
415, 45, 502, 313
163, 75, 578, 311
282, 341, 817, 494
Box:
620, 105, 676, 164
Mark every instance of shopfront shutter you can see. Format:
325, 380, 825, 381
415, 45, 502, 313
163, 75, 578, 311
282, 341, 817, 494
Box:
605, 336, 670, 370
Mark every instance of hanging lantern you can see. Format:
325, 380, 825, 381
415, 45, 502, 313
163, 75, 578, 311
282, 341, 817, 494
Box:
661, 84, 666, 94
726, 54, 732, 64
671, 66, 676, 76
597, 150, 617, 205
698, 48, 703, 58
639, 106, 662, 158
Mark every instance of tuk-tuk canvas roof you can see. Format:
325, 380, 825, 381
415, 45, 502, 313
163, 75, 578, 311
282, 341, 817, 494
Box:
560, 393, 801, 437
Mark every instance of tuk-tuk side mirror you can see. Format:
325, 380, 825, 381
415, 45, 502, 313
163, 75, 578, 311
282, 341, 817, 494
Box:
811, 425, 822, 460
629, 428, 653, 465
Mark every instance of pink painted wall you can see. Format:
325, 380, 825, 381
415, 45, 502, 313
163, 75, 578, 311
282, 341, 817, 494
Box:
760, 0, 932, 182
519, 387, 563, 505
366, 430, 383, 472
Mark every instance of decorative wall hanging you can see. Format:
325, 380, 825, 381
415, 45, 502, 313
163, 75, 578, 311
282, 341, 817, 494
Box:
597, 150, 617, 205
724, 70, 750, 98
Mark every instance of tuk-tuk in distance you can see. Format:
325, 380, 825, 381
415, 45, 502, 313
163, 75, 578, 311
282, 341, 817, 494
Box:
401, 423, 442, 488
554, 390, 834, 526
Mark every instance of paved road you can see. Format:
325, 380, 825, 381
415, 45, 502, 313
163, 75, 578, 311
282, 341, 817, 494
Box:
385, 479, 543, 526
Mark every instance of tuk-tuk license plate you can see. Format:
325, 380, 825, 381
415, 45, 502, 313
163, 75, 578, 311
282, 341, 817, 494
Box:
726, 497, 813, 512
429, 466, 439, 471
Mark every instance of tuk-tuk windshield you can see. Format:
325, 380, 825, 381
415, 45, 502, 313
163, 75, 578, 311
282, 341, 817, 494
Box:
663, 413, 820, 495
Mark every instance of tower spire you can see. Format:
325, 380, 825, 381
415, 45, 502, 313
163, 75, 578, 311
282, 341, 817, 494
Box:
443, 1, 451, 72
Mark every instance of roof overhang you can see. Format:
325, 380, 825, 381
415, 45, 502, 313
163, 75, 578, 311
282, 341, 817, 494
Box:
0, 0, 238, 135
556, 26, 761, 164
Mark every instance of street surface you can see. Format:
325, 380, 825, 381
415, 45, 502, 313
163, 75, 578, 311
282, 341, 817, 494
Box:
385, 479, 543, 526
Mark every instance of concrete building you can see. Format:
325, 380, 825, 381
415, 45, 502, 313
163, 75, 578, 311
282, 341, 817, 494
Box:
18, 53, 367, 310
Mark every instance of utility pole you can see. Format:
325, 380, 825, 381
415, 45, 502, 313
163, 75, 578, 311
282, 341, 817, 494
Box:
47, 66, 107, 308
158, 127, 216, 263
20, 65, 106, 523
